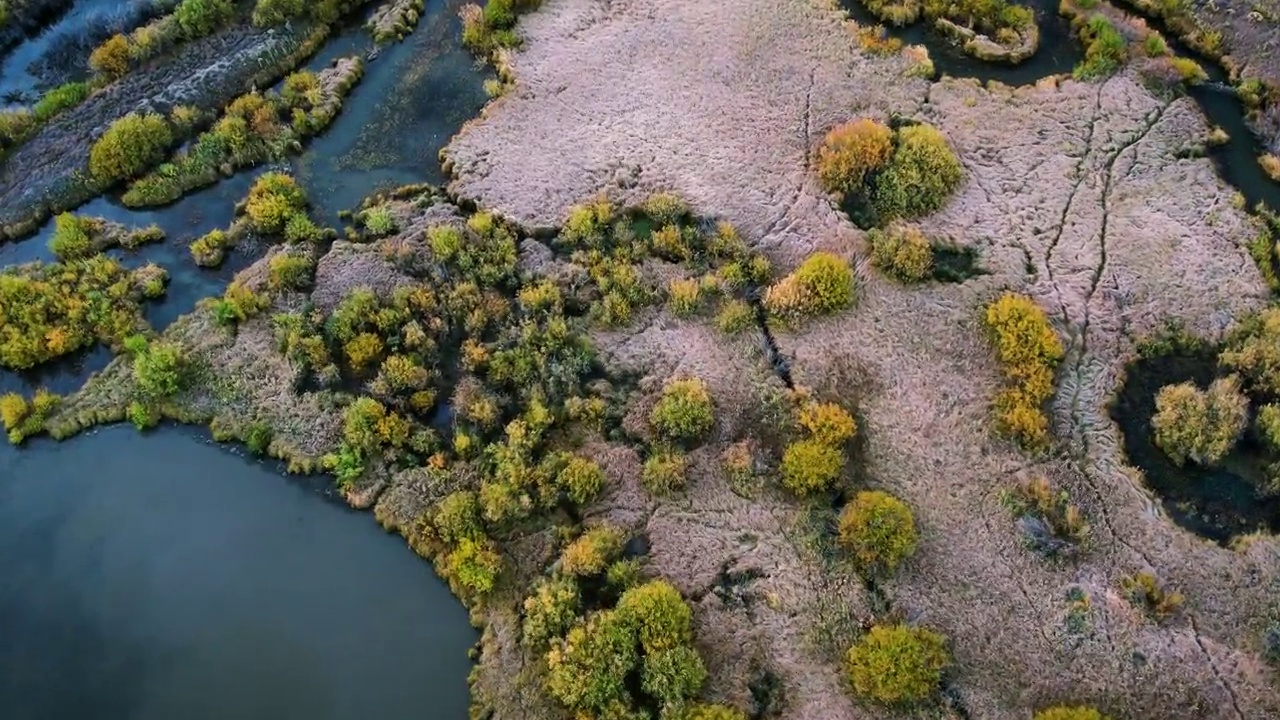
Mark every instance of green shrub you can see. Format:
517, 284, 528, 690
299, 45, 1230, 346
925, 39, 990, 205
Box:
983, 292, 1064, 448
545, 610, 635, 712
868, 222, 933, 282
1, 391, 58, 444
33, 82, 89, 121
245, 421, 273, 456
641, 645, 707, 710
650, 377, 715, 443
1257, 404, 1280, 452
798, 401, 857, 445
48, 213, 94, 261
642, 451, 688, 495
445, 537, 503, 597
190, 229, 229, 267
715, 299, 755, 334
816, 118, 894, 200
433, 491, 484, 545
129, 400, 159, 430
845, 624, 949, 705
1033, 707, 1112, 720
1074, 15, 1127, 80
252, 0, 306, 26
667, 278, 702, 316
870, 124, 963, 221
244, 172, 307, 234
779, 439, 843, 495
556, 455, 606, 505
1151, 376, 1248, 467
362, 206, 397, 236
128, 335, 186, 399
175, 0, 234, 38
615, 579, 694, 653
522, 577, 581, 649
764, 251, 855, 321
838, 491, 918, 574
1220, 308, 1280, 394
266, 253, 315, 291
562, 524, 627, 577
642, 192, 689, 226
1142, 32, 1168, 57
89, 112, 174, 183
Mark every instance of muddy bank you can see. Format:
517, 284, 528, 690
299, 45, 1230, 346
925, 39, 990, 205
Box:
0, 23, 307, 242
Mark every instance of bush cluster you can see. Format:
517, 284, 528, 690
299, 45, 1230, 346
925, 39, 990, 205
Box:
1151, 375, 1248, 467
89, 112, 174, 184
0, 255, 158, 370
124, 65, 360, 207
764, 251, 855, 323
780, 399, 857, 496
1220, 307, 1280, 395
868, 222, 933, 283
0, 390, 59, 445
870, 124, 965, 222
838, 490, 918, 575
845, 624, 950, 705
816, 119, 894, 201
650, 377, 715, 444
1073, 14, 1127, 79
460, 0, 542, 54
1119, 571, 1183, 621
244, 172, 309, 234
983, 292, 1064, 448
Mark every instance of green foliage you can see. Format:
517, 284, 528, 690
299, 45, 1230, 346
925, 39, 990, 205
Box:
128, 335, 186, 400
642, 192, 690, 226
129, 399, 159, 430
210, 282, 268, 327
1073, 15, 1127, 80
868, 222, 933, 283
557, 455, 606, 505
1220, 308, 1280, 395
89, 112, 174, 183
252, 0, 306, 26
245, 421, 274, 456
920, 0, 1034, 35
615, 579, 695, 653
175, 0, 234, 38
1142, 32, 1168, 57
266, 252, 315, 292
244, 172, 308, 234
48, 213, 95, 261
816, 118, 894, 200
545, 610, 636, 712
1, 390, 59, 444
764, 251, 855, 322
1151, 375, 1248, 467
838, 491, 918, 574
780, 439, 844, 496
362, 205, 397, 236
650, 377, 715, 443
642, 451, 688, 495
641, 645, 707, 710
33, 82, 89, 122
190, 229, 230, 267
522, 577, 581, 649
433, 491, 485, 545
715, 299, 755, 334
1119, 572, 1183, 621
0, 255, 151, 370
1033, 707, 1112, 720
870, 124, 964, 222
683, 705, 748, 720
461, 0, 538, 53
845, 624, 949, 705
562, 524, 627, 577
983, 292, 1064, 448
427, 215, 519, 287
445, 537, 503, 597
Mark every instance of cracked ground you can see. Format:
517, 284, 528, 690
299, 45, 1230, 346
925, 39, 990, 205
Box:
442, 0, 1280, 717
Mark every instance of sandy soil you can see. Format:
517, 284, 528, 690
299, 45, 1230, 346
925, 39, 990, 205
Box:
440, 0, 1280, 717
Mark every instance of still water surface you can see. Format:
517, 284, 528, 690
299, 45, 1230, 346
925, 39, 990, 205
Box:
0, 426, 476, 720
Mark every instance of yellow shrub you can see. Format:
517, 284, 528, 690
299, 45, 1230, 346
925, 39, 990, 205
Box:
798, 401, 857, 445
780, 439, 843, 495
816, 118, 894, 200
0, 393, 29, 432
764, 251, 855, 322
344, 332, 384, 373
983, 293, 1063, 448
90, 34, 131, 78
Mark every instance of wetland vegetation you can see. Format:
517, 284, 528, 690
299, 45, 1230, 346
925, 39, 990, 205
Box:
2, 0, 1279, 717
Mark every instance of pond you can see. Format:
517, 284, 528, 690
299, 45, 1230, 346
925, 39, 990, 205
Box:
1110, 352, 1280, 543
0, 425, 476, 720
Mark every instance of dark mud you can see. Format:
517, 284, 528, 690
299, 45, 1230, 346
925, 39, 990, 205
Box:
1110, 351, 1280, 543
